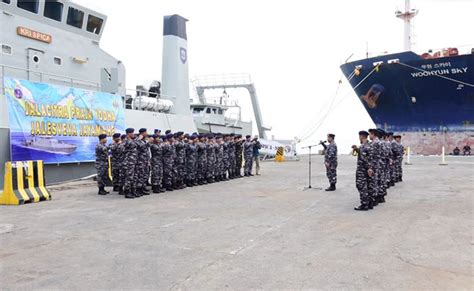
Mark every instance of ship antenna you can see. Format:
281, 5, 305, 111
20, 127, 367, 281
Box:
395, 0, 418, 51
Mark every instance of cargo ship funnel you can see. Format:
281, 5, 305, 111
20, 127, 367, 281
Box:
161, 15, 190, 115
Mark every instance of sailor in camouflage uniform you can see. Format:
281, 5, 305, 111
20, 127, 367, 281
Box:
223, 135, 230, 180
122, 128, 138, 199
185, 135, 198, 186
369, 129, 385, 204
150, 134, 164, 193
174, 132, 186, 189
234, 135, 243, 178
206, 134, 216, 183
117, 134, 126, 194
135, 128, 150, 196
394, 135, 404, 182
243, 135, 254, 176
196, 134, 208, 185
353, 131, 373, 211
227, 134, 235, 179
109, 133, 122, 192
379, 129, 390, 196
388, 132, 397, 187
323, 133, 338, 191
215, 135, 225, 181
95, 133, 110, 195
162, 133, 176, 191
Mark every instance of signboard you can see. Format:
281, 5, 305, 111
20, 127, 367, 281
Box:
17, 27, 52, 44
4, 78, 125, 164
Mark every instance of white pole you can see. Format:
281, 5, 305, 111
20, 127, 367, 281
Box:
440, 146, 448, 165
405, 147, 412, 165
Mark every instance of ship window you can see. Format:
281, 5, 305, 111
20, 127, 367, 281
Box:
44, 0, 63, 22
218, 109, 223, 114
54, 57, 62, 65
67, 7, 84, 29
86, 14, 104, 35
2, 0, 11, 4
2, 44, 12, 55
17, 0, 39, 13
206, 108, 211, 114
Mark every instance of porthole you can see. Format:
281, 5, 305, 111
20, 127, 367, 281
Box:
33, 55, 40, 63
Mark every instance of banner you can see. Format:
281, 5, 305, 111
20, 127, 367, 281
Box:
4, 78, 125, 164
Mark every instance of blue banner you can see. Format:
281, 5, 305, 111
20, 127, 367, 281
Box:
4, 78, 125, 164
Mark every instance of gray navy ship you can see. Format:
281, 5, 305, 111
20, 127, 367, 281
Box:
0, 0, 263, 186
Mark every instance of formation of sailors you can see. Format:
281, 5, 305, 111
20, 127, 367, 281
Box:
95, 129, 261, 199
352, 129, 404, 211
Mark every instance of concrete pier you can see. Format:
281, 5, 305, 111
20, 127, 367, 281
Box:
1, 155, 472, 289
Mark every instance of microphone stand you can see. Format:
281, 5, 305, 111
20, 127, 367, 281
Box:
302, 144, 321, 190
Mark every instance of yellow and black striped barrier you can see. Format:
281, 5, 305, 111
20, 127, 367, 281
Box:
275, 146, 285, 162
0, 160, 51, 205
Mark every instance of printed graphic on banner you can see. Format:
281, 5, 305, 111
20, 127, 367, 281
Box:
4, 78, 125, 163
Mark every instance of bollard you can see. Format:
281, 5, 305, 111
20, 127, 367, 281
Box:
405, 147, 412, 165
439, 146, 448, 165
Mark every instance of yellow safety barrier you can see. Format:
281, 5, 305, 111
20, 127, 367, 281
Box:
0, 160, 51, 205
108, 156, 113, 182
275, 146, 285, 162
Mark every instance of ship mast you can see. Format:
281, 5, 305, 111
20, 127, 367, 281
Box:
396, 0, 418, 52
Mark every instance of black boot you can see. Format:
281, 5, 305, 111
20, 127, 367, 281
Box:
98, 186, 108, 195
118, 187, 124, 195
165, 184, 173, 191
124, 189, 135, 199
133, 188, 142, 197
325, 183, 336, 191
152, 185, 160, 193
354, 204, 370, 211
378, 196, 386, 203
373, 198, 379, 207
142, 186, 150, 195
368, 201, 374, 209
113, 185, 120, 192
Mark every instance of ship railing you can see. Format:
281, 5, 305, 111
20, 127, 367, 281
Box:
193, 96, 240, 107
0, 64, 101, 94
191, 73, 253, 88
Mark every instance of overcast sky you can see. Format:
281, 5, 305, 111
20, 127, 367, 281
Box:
76, 0, 473, 151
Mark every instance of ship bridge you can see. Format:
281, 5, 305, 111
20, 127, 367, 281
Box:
1, 0, 107, 42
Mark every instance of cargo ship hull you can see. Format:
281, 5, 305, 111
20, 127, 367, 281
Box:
340, 52, 474, 154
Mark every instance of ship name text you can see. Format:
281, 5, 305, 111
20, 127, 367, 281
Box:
411, 67, 468, 78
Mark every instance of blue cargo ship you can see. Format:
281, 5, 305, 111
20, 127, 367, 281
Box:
340, 0, 473, 155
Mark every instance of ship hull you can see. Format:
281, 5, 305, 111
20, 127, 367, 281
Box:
340, 52, 474, 154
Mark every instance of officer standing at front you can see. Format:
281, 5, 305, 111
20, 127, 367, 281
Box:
95, 134, 110, 195
323, 133, 338, 191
